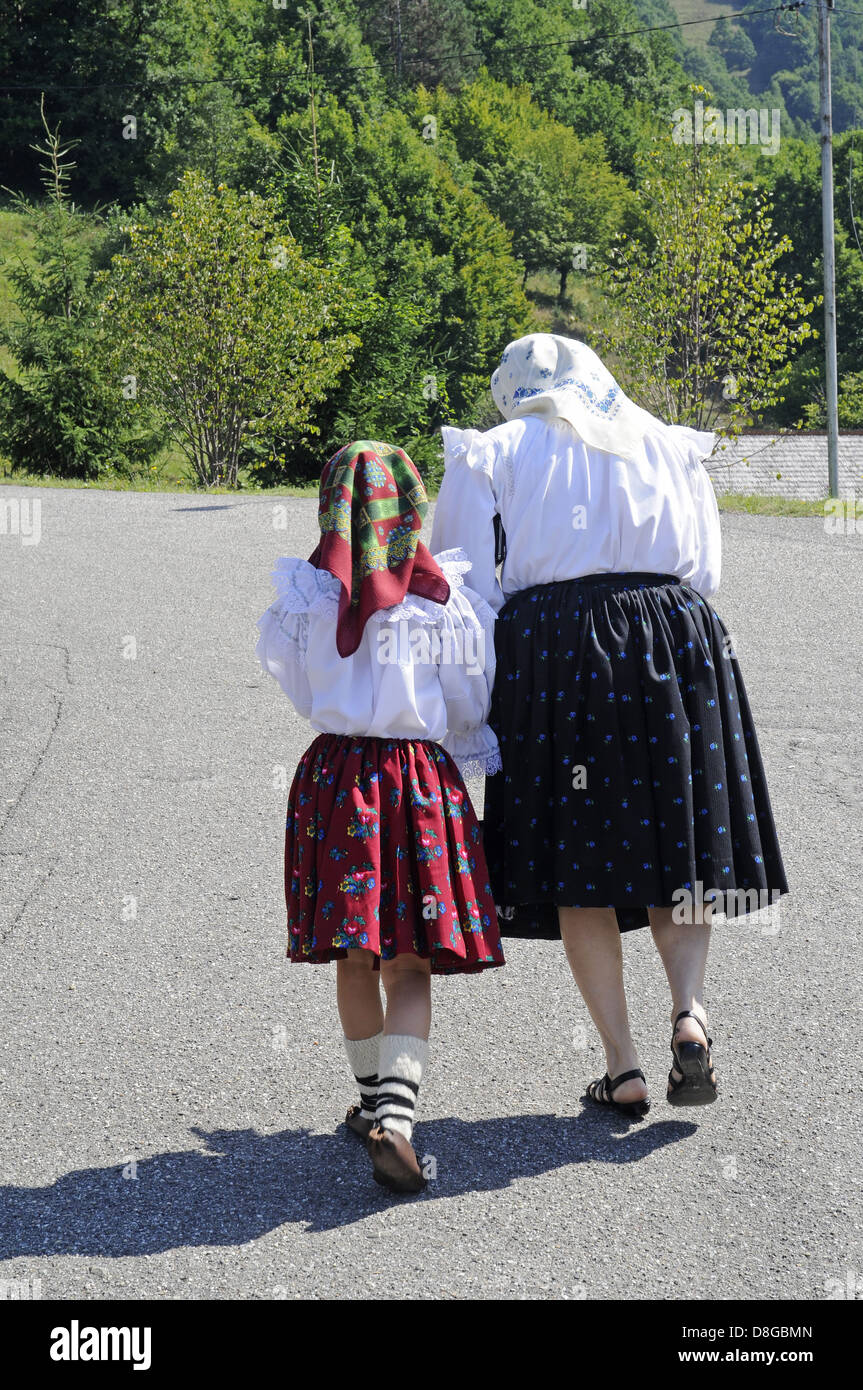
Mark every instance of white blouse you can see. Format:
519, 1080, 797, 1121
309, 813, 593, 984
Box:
430, 415, 722, 610
255, 548, 501, 777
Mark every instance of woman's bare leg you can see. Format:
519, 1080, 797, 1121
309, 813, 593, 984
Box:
648, 904, 714, 1089
558, 906, 647, 1104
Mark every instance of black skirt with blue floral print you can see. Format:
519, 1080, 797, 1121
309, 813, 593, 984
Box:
483, 572, 789, 936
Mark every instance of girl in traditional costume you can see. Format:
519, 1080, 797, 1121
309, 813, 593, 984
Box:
256, 440, 503, 1190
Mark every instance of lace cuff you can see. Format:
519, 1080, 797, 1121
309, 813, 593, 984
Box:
435, 547, 473, 586
441, 724, 502, 779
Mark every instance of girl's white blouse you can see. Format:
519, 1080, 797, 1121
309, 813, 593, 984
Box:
255, 548, 501, 777
430, 416, 722, 611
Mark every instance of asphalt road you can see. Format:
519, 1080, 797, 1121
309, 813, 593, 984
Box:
1, 485, 861, 1301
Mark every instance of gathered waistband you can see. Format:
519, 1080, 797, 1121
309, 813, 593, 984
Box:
503, 571, 682, 607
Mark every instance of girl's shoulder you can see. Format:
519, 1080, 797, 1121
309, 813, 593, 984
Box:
435, 547, 473, 589
269, 556, 340, 615
358, 547, 464, 631
436, 550, 498, 633
265, 550, 496, 632
362, 550, 497, 639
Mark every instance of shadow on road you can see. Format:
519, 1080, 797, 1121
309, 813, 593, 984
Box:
0, 1111, 697, 1258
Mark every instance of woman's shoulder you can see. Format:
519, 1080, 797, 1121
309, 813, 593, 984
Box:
639, 425, 720, 499
440, 424, 496, 476
440, 417, 544, 477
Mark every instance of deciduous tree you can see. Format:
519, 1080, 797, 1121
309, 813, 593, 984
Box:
98, 170, 359, 487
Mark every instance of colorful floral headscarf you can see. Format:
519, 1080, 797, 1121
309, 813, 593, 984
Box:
308, 440, 450, 657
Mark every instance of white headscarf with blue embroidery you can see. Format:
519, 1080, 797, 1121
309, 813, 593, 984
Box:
490, 333, 712, 464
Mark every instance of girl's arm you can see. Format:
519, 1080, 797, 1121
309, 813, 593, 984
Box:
255, 557, 339, 718
430, 427, 504, 613
255, 604, 313, 718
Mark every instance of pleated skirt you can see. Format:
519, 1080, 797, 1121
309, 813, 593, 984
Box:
285, 733, 505, 972
482, 572, 789, 936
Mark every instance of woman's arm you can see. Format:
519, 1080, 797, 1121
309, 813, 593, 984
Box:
430, 427, 504, 613
688, 461, 722, 600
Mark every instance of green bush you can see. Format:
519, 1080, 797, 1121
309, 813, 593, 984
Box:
0, 110, 162, 478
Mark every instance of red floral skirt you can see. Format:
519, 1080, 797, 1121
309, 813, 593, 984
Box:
284, 734, 505, 974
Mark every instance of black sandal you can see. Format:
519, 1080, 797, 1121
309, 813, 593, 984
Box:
586, 1068, 650, 1118
343, 1104, 375, 1141
667, 1010, 718, 1106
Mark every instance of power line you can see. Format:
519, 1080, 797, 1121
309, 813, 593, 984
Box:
0, 3, 811, 95
398, 3, 812, 70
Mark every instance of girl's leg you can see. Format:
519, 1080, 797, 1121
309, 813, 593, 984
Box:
336, 950, 384, 1125
648, 904, 713, 1088
380, 954, 432, 1041
558, 906, 648, 1104
374, 954, 432, 1144
336, 948, 384, 1040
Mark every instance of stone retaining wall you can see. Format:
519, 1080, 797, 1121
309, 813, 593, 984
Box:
706, 432, 863, 500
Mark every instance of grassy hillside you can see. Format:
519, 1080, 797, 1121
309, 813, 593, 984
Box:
667, 0, 740, 46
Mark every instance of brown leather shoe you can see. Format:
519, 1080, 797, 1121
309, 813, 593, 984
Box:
344, 1104, 375, 1141
366, 1124, 427, 1194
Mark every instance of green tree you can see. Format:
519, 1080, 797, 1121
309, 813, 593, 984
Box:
421, 71, 631, 294
262, 114, 444, 482
494, 0, 690, 177
271, 98, 535, 477
98, 170, 360, 487
755, 136, 863, 426
708, 19, 757, 73
0, 105, 161, 478
0, 1, 382, 208
0, 0, 204, 204
359, 0, 481, 90
600, 127, 817, 434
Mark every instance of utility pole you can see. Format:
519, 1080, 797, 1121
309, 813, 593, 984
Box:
818, 0, 840, 497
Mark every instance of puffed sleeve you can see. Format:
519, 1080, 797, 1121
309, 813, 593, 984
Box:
688, 459, 722, 600
433, 550, 502, 778
671, 426, 722, 600
430, 426, 504, 613
254, 558, 339, 719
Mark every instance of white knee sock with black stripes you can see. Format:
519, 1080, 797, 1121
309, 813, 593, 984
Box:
342, 1031, 383, 1122
375, 1034, 428, 1141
